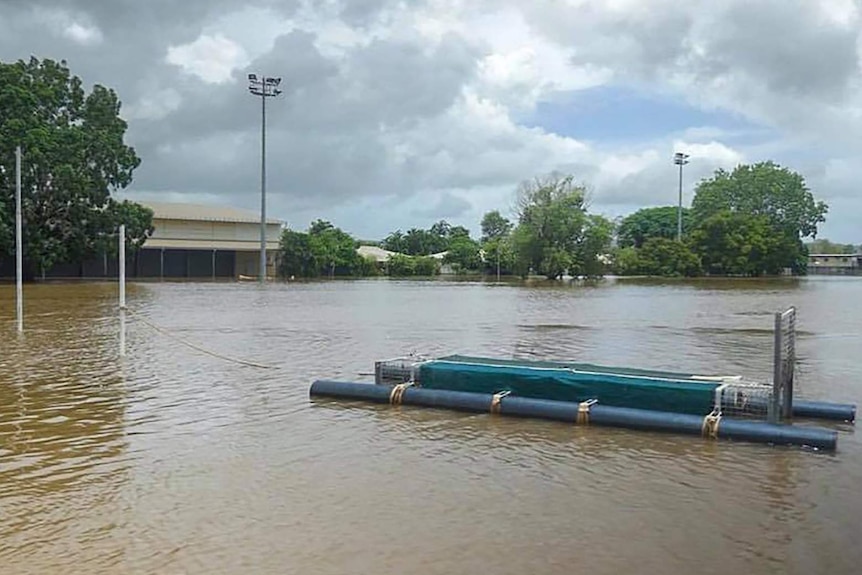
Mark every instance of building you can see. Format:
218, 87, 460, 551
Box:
0, 201, 284, 280
808, 253, 862, 275
135, 202, 282, 279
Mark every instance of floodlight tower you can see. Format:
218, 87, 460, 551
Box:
248, 74, 283, 284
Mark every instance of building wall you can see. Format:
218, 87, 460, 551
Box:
149, 218, 281, 247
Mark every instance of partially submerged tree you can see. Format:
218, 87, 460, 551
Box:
512, 174, 609, 279
691, 162, 826, 274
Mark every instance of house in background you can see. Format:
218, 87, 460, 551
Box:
808, 253, 862, 275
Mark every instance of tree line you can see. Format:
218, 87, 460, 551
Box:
280, 162, 838, 280
279, 174, 618, 279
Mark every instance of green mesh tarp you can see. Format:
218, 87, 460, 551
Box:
418, 356, 722, 415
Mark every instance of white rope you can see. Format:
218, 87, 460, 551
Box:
125, 309, 280, 370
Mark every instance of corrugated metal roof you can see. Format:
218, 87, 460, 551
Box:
140, 201, 282, 225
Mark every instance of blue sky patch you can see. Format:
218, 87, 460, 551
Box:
520, 84, 762, 145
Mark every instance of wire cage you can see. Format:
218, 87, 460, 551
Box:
374, 355, 429, 385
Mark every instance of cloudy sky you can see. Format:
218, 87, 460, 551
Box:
1, 0, 860, 242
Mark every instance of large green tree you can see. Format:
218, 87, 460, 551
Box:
691, 162, 826, 274
0, 57, 152, 277
617, 206, 691, 248
512, 174, 609, 279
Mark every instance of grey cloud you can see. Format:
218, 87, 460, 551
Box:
526, 0, 860, 105
126, 27, 479, 209
692, 2, 858, 102
411, 191, 473, 219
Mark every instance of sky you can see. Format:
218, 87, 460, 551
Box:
0, 0, 860, 242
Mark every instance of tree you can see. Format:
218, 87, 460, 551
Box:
0, 199, 10, 258
106, 199, 155, 254
636, 238, 702, 277
307, 220, 363, 277
386, 253, 440, 277
512, 174, 589, 279
807, 238, 857, 254
575, 214, 614, 277
0, 57, 151, 278
382, 230, 408, 254
279, 220, 368, 278
691, 162, 827, 239
443, 235, 482, 273
613, 246, 642, 276
690, 162, 827, 275
689, 211, 783, 276
481, 210, 513, 243
404, 228, 434, 255
482, 236, 515, 277
279, 229, 315, 278
617, 206, 691, 248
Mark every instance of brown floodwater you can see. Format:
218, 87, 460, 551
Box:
0, 276, 860, 575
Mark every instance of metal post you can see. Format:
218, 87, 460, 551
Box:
673, 152, 688, 242
259, 91, 267, 284
677, 162, 683, 241
119, 224, 126, 309
119, 308, 126, 358
15, 146, 23, 332
771, 311, 782, 424
212, 249, 216, 280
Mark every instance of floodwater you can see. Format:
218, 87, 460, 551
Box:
1, 276, 860, 575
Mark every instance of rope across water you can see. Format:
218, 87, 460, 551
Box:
124, 308, 281, 370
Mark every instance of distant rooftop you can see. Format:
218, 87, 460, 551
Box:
140, 201, 282, 225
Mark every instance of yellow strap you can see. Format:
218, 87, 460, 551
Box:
389, 382, 413, 405
702, 410, 722, 439
577, 399, 597, 425
490, 391, 510, 414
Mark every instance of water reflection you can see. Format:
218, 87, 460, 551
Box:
0, 284, 129, 571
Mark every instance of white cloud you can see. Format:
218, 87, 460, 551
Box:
63, 22, 102, 45
166, 34, 248, 84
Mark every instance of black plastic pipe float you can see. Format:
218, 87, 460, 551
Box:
310, 380, 839, 451
735, 396, 856, 422
790, 399, 856, 422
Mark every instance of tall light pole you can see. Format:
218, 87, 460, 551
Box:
673, 151, 689, 241
248, 73, 282, 284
